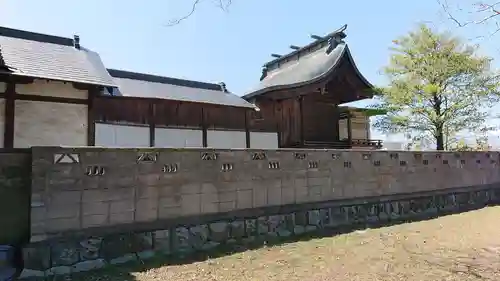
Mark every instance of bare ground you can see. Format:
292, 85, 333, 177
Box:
68, 207, 500, 281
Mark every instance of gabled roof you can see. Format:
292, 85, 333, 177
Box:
0, 26, 115, 87
243, 25, 374, 100
107, 69, 255, 109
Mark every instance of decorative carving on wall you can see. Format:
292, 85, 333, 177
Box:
268, 161, 280, 169
414, 153, 422, 160
332, 153, 340, 160
53, 153, 79, 164
399, 161, 407, 166
221, 163, 234, 172
373, 160, 381, 166
308, 161, 319, 169
442, 160, 449, 165
423, 160, 429, 165
137, 152, 157, 163
162, 164, 178, 173
252, 152, 267, 160
343, 161, 351, 168
362, 153, 371, 160
294, 153, 306, 160
390, 153, 399, 160
201, 152, 218, 161
435, 153, 442, 159
86, 166, 105, 176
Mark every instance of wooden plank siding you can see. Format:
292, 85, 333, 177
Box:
93, 95, 277, 148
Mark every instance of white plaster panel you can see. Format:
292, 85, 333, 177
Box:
249, 132, 279, 149
155, 128, 203, 148
14, 100, 88, 148
15, 79, 88, 99
207, 130, 246, 149
95, 123, 149, 147
0, 82, 6, 93
0, 99, 4, 147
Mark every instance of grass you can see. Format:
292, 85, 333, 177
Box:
64, 207, 500, 281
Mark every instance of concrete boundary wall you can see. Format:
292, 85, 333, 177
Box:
29, 147, 500, 242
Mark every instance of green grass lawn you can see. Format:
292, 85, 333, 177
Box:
64, 207, 500, 281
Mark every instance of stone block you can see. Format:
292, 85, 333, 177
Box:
201, 201, 218, 214
181, 194, 201, 215
267, 186, 282, 206
51, 240, 80, 266
109, 212, 134, 224
281, 187, 295, 205
159, 206, 182, 219
218, 191, 236, 202
46, 217, 80, 232
154, 230, 171, 254
136, 198, 159, 222
82, 214, 108, 228
136, 185, 159, 199
181, 183, 201, 194
253, 186, 268, 207
209, 222, 229, 242
159, 196, 181, 208
219, 201, 236, 212
236, 189, 253, 209
72, 259, 106, 273
79, 237, 103, 260
110, 200, 135, 214
46, 204, 79, 219
49, 190, 81, 205
82, 201, 109, 216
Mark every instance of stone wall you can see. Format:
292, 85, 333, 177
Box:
29, 147, 500, 242
0, 149, 32, 246
18, 146, 500, 278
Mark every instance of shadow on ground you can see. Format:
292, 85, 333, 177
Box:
33, 204, 494, 281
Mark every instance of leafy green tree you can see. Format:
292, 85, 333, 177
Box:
373, 24, 500, 150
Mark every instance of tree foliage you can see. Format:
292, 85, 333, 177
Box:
373, 24, 500, 150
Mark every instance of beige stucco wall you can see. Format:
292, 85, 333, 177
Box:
13, 79, 88, 148
339, 111, 370, 140
16, 79, 88, 99
14, 100, 88, 148
0, 99, 4, 148
0, 82, 6, 93
95, 123, 150, 147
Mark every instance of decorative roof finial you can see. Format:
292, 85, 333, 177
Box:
326, 24, 348, 55
219, 82, 228, 92
260, 66, 268, 81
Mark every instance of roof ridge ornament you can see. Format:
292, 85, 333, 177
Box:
260, 66, 268, 81
326, 24, 348, 55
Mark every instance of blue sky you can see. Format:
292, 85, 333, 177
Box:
1, 0, 499, 144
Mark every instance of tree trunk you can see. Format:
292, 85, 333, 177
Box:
435, 127, 444, 150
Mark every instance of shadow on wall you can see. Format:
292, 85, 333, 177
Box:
41, 202, 496, 281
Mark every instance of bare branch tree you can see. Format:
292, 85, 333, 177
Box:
437, 0, 500, 38
166, 0, 233, 26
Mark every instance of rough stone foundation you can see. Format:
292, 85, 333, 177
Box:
20, 185, 499, 279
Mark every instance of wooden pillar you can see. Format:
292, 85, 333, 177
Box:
244, 110, 250, 148
298, 96, 304, 146
148, 102, 156, 147
87, 87, 98, 146
347, 111, 353, 146
201, 107, 208, 147
4, 83, 15, 148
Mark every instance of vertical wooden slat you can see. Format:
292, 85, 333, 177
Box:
149, 102, 156, 147
4, 83, 15, 148
298, 96, 304, 146
244, 110, 251, 148
86, 87, 97, 146
201, 107, 208, 147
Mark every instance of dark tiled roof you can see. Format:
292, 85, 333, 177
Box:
108, 69, 255, 108
243, 25, 373, 100
0, 26, 115, 86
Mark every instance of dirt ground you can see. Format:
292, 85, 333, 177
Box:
69, 207, 500, 281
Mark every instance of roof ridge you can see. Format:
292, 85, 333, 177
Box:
107, 68, 227, 92
263, 24, 348, 70
0, 26, 74, 46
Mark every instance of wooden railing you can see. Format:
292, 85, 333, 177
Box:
288, 139, 384, 149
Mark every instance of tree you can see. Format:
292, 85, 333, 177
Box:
167, 0, 233, 26
437, 0, 500, 37
373, 24, 500, 151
